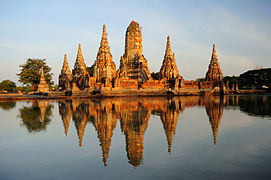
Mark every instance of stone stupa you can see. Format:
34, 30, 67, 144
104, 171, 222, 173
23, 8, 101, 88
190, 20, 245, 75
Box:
38, 68, 49, 92
205, 44, 223, 81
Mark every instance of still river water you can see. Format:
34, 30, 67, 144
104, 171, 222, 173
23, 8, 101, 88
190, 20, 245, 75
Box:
0, 95, 271, 180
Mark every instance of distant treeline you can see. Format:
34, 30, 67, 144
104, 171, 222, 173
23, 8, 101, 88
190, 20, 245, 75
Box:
195, 68, 271, 89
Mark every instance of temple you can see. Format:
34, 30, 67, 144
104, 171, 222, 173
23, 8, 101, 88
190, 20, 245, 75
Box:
58, 21, 226, 95
38, 68, 49, 92
159, 36, 183, 89
205, 44, 223, 81
93, 25, 116, 88
116, 21, 151, 86
59, 54, 72, 90
72, 44, 91, 90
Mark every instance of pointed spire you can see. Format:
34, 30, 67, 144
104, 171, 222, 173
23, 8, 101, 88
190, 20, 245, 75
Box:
74, 43, 87, 72
64, 53, 67, 63
205, 43, 223, 81
76, 43, 84, 64
40, 67, 46, 83
63, 54, 68, 68
165, 36, 173, 58
98, 25, 110, 53
61, 54, 71, 75
211, 43, 218, 60
78, 43, 82, 57
160, 36, 180, 79
102, 25, 107, 40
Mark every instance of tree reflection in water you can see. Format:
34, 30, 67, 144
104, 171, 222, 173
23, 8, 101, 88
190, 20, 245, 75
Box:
19, 100, 52, 133
0, 101, 16, 111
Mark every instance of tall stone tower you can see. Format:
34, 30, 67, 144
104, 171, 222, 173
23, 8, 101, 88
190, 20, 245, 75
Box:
72, 44, 90, 90
59, 54, 72, 90
38, 68, 49, 92
160, 36, 180, 80
205, 44, 223, 81
93, 25, 116, 87
117, 21, 151, 85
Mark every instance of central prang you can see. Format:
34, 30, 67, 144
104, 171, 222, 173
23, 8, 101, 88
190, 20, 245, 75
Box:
116, 21, 151, 85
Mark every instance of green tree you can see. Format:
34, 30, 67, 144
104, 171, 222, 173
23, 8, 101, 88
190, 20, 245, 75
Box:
0, 80, 16, 92
17, 58, 53, 86
239, 68, 271, 89
16, 85, 32, 93
224, 75, 239, 88
195, 78, 205, 82
151, 72, 160, 80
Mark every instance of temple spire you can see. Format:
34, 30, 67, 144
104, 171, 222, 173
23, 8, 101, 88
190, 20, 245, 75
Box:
61, 54, 71, 75
102, 25, 108, 42
98, 25, 110, 54
211, 43, 217, 60
74, 43, 87, 71
205, 43, 223, 81
165, 36, 173, 57
40, 68, 45, 82
77, 43, 82, 58
159, 36, 181, 80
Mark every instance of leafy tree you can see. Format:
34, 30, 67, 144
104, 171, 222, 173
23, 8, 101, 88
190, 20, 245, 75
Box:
86, 64, 94, 77
195, 78, 205, 82
17, 58, 53, 86
239, 68, 271, 89
151, 72, 160, 80
16, 85, 32, 93
0, 80, 16, 92
224, 75, 239, 88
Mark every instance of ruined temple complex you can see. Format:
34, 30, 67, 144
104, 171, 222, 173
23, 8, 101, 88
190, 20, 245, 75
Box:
58, 21, 227, 94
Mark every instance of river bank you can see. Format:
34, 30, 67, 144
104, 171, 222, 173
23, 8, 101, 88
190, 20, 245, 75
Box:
0, 89, 269, 101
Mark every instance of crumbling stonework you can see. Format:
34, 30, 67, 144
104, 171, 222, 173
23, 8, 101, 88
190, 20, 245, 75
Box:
59, 54, 72, 90
38, 68, 49, 92
116, 21, 151, 85
58, 22, 225, 93
205, 44, 223, 81
72, 44, 91, 90
160, 36, 180, 80
93, 25, 116, 87
159, 36, 183, 89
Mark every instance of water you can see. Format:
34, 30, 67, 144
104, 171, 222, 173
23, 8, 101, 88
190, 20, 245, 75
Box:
0, 95, 270, 180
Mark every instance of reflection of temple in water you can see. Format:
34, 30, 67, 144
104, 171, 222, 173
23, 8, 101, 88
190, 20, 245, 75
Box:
160, 99, 181, 153
116, 99, 151, 167
55, 96, 248, 166
91, 99, 117, 167
18, 95, 271, 167
205, 96, 224, 144
58, 100, 72, 135
19, 100, 52, 132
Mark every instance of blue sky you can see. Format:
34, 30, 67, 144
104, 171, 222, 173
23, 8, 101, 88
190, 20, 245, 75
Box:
0, 0, 270, 85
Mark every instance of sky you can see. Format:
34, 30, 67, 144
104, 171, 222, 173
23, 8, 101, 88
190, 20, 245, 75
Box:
0, 0, 270, 85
